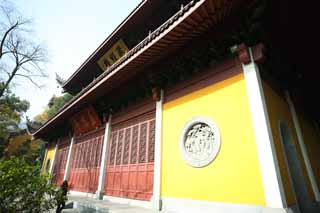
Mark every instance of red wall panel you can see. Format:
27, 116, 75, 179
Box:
52, 137, 71, 186
105, 118, 155, 201
68, 128, 104, 193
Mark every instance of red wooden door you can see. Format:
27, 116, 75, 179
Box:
68, 128, 104, 193
52, 137, 70, 186
105, 112, 155, 200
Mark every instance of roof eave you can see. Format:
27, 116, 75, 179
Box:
33, 0, 242, 139
62, 0, 151, 90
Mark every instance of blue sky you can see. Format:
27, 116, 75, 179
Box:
14, 0, 141, 119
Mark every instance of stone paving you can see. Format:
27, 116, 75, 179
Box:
60, 195, 156, 213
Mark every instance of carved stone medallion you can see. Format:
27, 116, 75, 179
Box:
179, 117, 221, 167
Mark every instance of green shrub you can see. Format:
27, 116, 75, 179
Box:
0, 156, 66, 212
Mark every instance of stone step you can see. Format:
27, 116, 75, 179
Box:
61, 195, 155, 213
62, 209, 81, 213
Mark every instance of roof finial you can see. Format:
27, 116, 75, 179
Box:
55, 72, 66, 87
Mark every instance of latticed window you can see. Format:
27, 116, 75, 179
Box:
52, 137, 71, 186
71, 129, 104, 169
105, 116, 155, 200
68, 128, 105, 193
108, 119, 155, 166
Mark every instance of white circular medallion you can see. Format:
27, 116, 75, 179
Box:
179, 117, 221, 167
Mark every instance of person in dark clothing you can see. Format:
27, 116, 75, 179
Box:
56, 180, 68, 213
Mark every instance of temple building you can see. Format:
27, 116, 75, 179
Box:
30, 0, 320, 212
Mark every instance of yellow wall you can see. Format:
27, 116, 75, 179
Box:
42, 146, 56, 174
161, 73, 266, 205
263, 83, 315, 204
296, 108, 320, 189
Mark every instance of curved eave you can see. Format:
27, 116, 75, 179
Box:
33, 0, 244, 139
62, 0, 161, 92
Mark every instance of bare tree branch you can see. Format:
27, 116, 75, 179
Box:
0, 0, 48, 97
15, 73, 43, 88
4, 70, 11, 78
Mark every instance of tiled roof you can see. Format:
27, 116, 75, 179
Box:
32, 0, 240, 138
62, 0, 202, 113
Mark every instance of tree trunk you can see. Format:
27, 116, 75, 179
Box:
0, 67, 18, 97
0, 22, 19, 60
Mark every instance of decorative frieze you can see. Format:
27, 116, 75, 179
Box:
179, 117, 221, 168
69, 106, 102, 136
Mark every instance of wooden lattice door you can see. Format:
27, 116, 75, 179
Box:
52, 137, 70, 186
68, 128, 104, 193
105, 112, 155, 200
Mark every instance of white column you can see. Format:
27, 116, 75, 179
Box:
243, 48, 286, 208
285, 91, 320, 201
152, 89, 164, 210
63, 137, 74, 181
50, 143, 59, 175
96, 114, 112, 199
